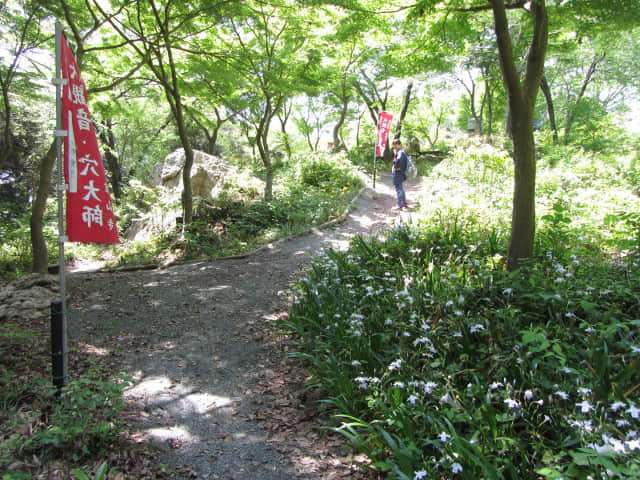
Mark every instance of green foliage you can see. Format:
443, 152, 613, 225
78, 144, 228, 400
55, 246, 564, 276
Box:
0, 366, 130, 472
0, 198, 58, 279
283, 222, 640, 479
72, 461, 109, 480
296, 154, 361, 190
346, 143, 379, 172
284, 134, 640, 479
564, 99, 631, 153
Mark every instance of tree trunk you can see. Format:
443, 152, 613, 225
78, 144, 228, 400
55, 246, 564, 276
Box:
394, 82, 413, 140
508, 113, 537, 267
279, 115, 292, 160
256, 109, 274, 201
30, 142, 56, 273
169, 95, 194, 224
540, 75, 558, 142
332, 93, 349, 151
490, 0, 548, 271
99, 119, 122, 199
257, 133, 273, 201
486, 88, 494, 139
0, 89, 13, 171
180, 144, 194, 224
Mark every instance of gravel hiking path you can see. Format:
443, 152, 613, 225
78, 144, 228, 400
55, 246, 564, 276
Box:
66, 173, 421, 480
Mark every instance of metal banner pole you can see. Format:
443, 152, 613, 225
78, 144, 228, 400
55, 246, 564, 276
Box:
53, 21, 68, 389
373, 117, 379, 190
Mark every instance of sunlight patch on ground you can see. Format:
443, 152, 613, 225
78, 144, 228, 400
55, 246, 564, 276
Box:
349, 213, 378, 229
124, 376, 173, 397
124, 376, 235, 414
124, 376, 236, 444
77, 342, 109, 356
205, 285, 232, 291
146, 425, 194, 442
182, 392, 233, 414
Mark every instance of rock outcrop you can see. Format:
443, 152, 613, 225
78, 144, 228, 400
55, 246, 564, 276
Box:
160, 149, 230, 199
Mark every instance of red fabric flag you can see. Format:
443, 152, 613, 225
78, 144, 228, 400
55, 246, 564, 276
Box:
60, 34, 119, 243
376, 111, 393, 157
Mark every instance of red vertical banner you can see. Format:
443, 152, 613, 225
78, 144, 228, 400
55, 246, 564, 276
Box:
60, 34, 119, 243
376, 111, 393, 157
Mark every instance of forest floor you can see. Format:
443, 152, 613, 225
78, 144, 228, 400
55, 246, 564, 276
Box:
65, 172, 423, 480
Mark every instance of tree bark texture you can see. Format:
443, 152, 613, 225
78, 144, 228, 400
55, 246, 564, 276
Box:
333, 87, 350, 150
490, 0, 548, 271
30, 142, 56, 273
99, 120, 122, 199
394, 82, 413, 140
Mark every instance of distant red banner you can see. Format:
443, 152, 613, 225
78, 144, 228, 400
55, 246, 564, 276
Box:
60, 34, 119, 243
376, 111, 393, 157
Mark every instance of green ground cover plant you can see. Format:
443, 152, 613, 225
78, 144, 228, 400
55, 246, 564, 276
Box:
0, 362, 131, 477
283, 139, 640, 479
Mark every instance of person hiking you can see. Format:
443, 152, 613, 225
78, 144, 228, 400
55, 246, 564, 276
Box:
391, 138, 408, 210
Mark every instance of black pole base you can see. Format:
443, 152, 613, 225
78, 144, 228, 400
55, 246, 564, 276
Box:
50, 300, 67, 393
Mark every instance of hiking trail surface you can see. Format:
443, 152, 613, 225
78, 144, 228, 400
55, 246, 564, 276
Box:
67, 173, 421, 480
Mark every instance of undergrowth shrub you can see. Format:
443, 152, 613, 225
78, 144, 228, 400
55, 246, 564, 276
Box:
179, 153, 364, 258
0, 366, 131, 471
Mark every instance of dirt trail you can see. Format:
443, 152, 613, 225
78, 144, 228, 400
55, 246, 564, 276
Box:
67, 173, 421, 480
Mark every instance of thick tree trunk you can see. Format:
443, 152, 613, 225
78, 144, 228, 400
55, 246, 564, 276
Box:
490, 0, 548, 271
30, 141, 56, 273
508, 114, 537, 267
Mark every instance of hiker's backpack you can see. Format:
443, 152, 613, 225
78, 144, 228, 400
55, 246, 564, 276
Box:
406, 155, 418, 179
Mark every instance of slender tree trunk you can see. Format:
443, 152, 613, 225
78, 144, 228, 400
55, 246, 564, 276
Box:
486, 88, 494, 139
0, 89, 13, 170
540, 75, 558, 142
256, 107, 274, 201
332, 92, 349, 150
394, 82, 413, 140
257, 129, 273, 201
99, 119, 122, 199
30, 142, 56, 273
563, 53, 604, 139
164, 86, 194, 223
278, 113, 292, 160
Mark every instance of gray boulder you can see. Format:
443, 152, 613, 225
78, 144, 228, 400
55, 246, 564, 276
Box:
161, 149, 229, 199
